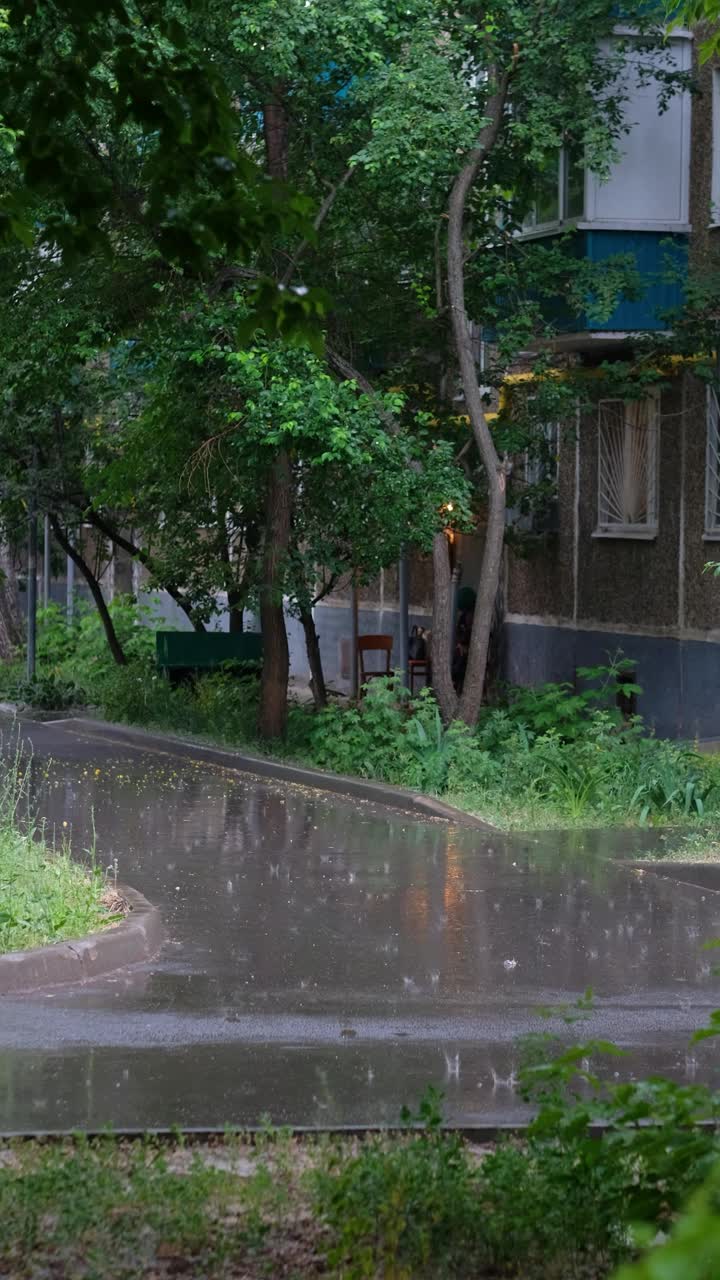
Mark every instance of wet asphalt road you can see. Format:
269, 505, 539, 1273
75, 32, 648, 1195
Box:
1, 715, 719, 1132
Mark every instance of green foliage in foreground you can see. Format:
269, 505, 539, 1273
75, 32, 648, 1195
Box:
0, 752, 111, 953
316, 1060, 720, 1280
3, 1056, 720, 1278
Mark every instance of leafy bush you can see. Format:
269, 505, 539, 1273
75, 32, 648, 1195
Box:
305, 677, 413, 783
496, 653, 641, 744
36, 602, 82, 666
70, 596, 157, 677
11, 617, 719, 832
315, 1090, 486, 1279
8, 671, 82, 711
304, 678, 495, 794
314, 1055, 720, 1280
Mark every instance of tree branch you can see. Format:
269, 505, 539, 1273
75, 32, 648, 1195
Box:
280, 165, 355, 288
50, 517, 127, 666
325, 346, 398, 433
86, 512, 206, 632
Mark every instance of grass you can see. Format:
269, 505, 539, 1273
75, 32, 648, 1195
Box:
637, 828, 720, 864
0, 752, 118, 954
2, 1078, 720, 1280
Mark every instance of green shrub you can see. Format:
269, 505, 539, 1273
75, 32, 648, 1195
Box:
305, 677, 414, 783
15, 619, 720, 833
496, 653, 642, 745
9, 671, 82, 711
315, 1091, 485, 1279
70, 596, 156, 678
314, 1057, 720, 1280
36, 602, 82, 666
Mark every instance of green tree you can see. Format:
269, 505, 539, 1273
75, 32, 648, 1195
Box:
0, 0, 688, 739
279, 0, 679, 724
667, 1, 720, 60
0, 0, 326, 338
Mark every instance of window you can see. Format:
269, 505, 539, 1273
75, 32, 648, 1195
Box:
705, 387, 720, 537
523, 148, 585, 232
596, 397, 659, 538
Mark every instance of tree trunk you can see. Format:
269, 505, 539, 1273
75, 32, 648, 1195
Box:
0, 545, 23, 660
431, 533, 459, 724
446, 66, 513, 728
256, 83, 293, 739
51, 519, 127, 666
258, 450, 292, 739
264, 96, 289, 180
300, 604, 327, 710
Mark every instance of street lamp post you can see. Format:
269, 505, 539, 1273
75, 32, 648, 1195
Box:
27, 493, 37, 681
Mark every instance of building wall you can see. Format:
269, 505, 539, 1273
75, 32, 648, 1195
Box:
506, 418, 576, 622
504, 621, 719, 740
505, 374, 720, 738
508, 381, 687, 632
684, 375, 720, 635
576, 381, 682, 631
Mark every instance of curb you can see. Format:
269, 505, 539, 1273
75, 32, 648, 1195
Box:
65, 717, 497, 831
0, 885, 163, 996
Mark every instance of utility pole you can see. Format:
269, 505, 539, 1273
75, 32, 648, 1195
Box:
26, 480, 37, 681
350, 578, 359, 699
66, 536, 75, 625
42, 513, 50, 607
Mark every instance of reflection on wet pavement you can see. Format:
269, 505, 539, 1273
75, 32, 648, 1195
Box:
1, 716, 719, 1131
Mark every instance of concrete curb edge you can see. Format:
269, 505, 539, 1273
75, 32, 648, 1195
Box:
0, 885, 163, 996
66, 716, 497, 831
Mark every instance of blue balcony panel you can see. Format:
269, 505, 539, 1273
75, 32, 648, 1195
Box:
566, 229, 687, 334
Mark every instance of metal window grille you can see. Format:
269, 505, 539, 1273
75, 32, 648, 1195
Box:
597, 397, 658, 533
705, 387, 720, 536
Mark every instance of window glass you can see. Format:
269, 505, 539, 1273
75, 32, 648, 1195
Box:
533, 163, 560, 225
564, 148, 585, 220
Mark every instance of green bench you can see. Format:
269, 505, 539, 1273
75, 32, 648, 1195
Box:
156, 631, 263, 681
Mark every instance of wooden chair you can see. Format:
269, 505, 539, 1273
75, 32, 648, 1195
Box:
357, 634, 393, 694
408, 656, 432, 695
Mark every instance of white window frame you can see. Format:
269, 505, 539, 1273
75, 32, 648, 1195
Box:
521, 149, 586, 236
594, 394, 659, 540
705, 386, 720, 539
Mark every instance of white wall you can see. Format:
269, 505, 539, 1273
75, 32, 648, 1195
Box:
583, 34, 692, 231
